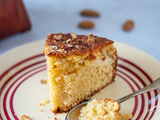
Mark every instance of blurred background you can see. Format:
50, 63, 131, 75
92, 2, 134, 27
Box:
0, 0, 160, 61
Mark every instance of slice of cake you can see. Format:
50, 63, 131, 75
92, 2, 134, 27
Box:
44, 33, 117, 113
79, 98, 132, 120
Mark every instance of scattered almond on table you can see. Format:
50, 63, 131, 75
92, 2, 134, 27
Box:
40, 99, 50, 106
123, 20, 134, 31
80, 9, 100, 17
78, 20, 95, 29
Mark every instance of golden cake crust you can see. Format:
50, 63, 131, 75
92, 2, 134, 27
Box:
44, 33, 114, 57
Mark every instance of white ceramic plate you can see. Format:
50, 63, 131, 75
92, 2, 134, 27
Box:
0, 40, 160, 120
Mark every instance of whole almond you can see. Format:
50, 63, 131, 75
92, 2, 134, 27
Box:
80, 10, 100, 17
78, 21, 95, 29
123, 20, 134, 31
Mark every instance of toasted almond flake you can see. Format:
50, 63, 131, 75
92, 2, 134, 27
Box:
88, 38, 95, 43
88, 34, 95, 43
41, 79, 47, 84
50, 46, 58, 49
46, 47, 55, 54
67, 44, 73, 47
88, 33, 93, 36
70, 33, 77, 39
75, 45, 79, 49
48, 33, 52, 36
40, 99, 50, 106
57, 49, 64, 52
66, 39, 71, 43
54, 35, 62, 40
47, 33, 54, 40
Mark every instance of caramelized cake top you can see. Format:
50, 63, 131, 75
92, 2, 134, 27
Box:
44, 33, 113, 57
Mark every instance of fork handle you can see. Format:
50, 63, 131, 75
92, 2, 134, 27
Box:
116, 77, 160, 103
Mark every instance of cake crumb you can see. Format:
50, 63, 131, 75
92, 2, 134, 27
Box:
40, 99, 50, 106
122, 113, 132, 120
38, 109, 43, 112
54, 112, 57, 115
21, 115, 31, 120
54, 117, 57, 120
47, 116, 50, 119
41, 79, 47, 84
